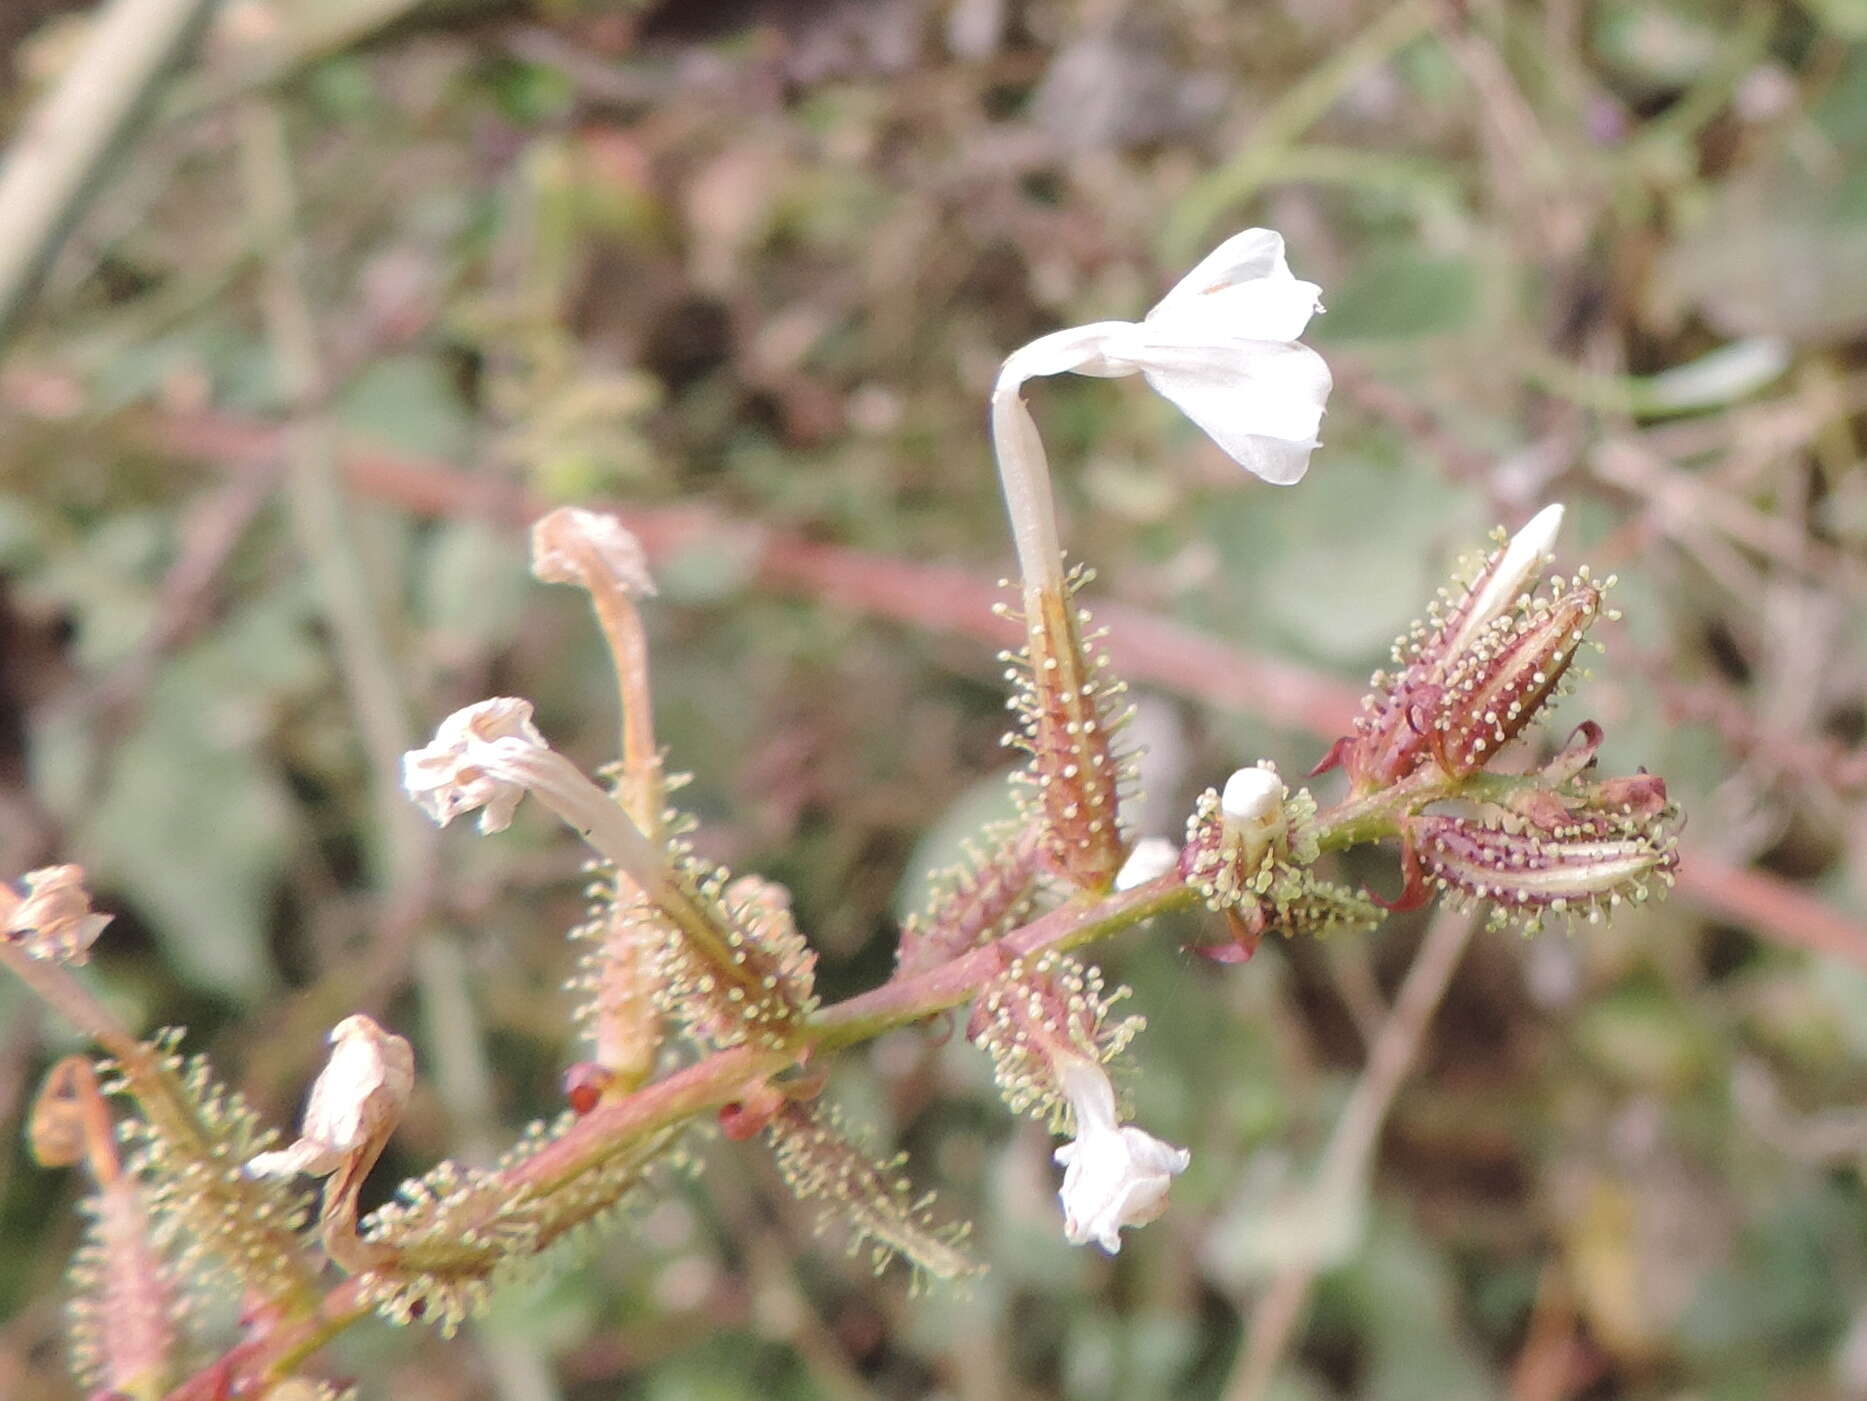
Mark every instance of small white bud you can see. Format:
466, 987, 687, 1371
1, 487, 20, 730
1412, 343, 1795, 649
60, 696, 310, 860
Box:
1114, 838, 1179, 891
247, 1015, 413, 1179
1220, 766, 1285, 823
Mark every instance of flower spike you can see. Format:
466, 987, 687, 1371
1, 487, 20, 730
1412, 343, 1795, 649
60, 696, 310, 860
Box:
1330, 506, 1606, 790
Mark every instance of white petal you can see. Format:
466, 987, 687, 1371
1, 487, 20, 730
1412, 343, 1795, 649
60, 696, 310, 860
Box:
1114, 837, 1178, 891
1150, 276, 1323, 345
1155, 228, 1295, 308
246, 1138, 342, 1179
1052, 1058, 1189, 1255
1139, 339, 1333, 485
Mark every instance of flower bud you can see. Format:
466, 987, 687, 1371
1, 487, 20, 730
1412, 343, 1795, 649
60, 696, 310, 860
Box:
896, 826, 1041, 977
1579, 771, 1670, 822
1326, 509, 1600, 791
1428, 578, 1604, 777
1445, 504, 1563, 655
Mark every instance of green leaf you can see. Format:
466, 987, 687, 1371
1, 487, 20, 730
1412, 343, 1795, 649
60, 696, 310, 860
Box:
336, 354, 472, 460
1313, 249, 1477, 342
61, 587, 320, 999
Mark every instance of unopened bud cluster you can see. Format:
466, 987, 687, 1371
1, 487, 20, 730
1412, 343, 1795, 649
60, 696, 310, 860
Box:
1407, 779, 1679, 932
1297, 507, 1682, 927
1324, 507, 1616, 791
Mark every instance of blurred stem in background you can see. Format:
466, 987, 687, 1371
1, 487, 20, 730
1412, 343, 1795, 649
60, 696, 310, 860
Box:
0, 0, 219, 352
1223, 907, 1481, 1401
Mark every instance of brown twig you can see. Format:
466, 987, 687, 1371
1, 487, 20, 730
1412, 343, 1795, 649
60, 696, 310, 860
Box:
1221, 908, 1481, 1401
8, 387, 1857, 968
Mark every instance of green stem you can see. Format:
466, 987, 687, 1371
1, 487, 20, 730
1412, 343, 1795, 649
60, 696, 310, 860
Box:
1162, 0, 1439, 260
1316, 767, 1458, 849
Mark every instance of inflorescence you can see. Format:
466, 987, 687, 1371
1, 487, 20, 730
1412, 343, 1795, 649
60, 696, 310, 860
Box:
3, 231, 1681, 1399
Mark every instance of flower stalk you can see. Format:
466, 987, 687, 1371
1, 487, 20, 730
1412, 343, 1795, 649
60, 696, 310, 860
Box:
531, 508, 671, 1091
992, 229, 1333, 891
32, 1056, 177, 1401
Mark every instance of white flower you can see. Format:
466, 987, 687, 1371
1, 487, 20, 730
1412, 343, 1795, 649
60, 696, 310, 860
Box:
4, 865, 111, 964
1053, 1058, 1190, 1254
531, 507, 657, 597
1448, 503, 1565, 654
998, 228, 1332, 486
401, 698, 549, 834
248, 1015, 413, 1179
1114, 837, 1179, 891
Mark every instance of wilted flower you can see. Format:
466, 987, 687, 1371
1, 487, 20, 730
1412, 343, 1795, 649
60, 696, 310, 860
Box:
4, 865, 111, 964
402, 698, 669, 880
530, 506, 656, 597
401, 698, 549, 834
248, 1015, 414, 1179
1053, 1057, 1189, 1254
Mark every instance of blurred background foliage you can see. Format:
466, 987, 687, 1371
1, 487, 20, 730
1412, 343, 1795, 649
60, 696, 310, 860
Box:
2, 0, 1866, 1398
